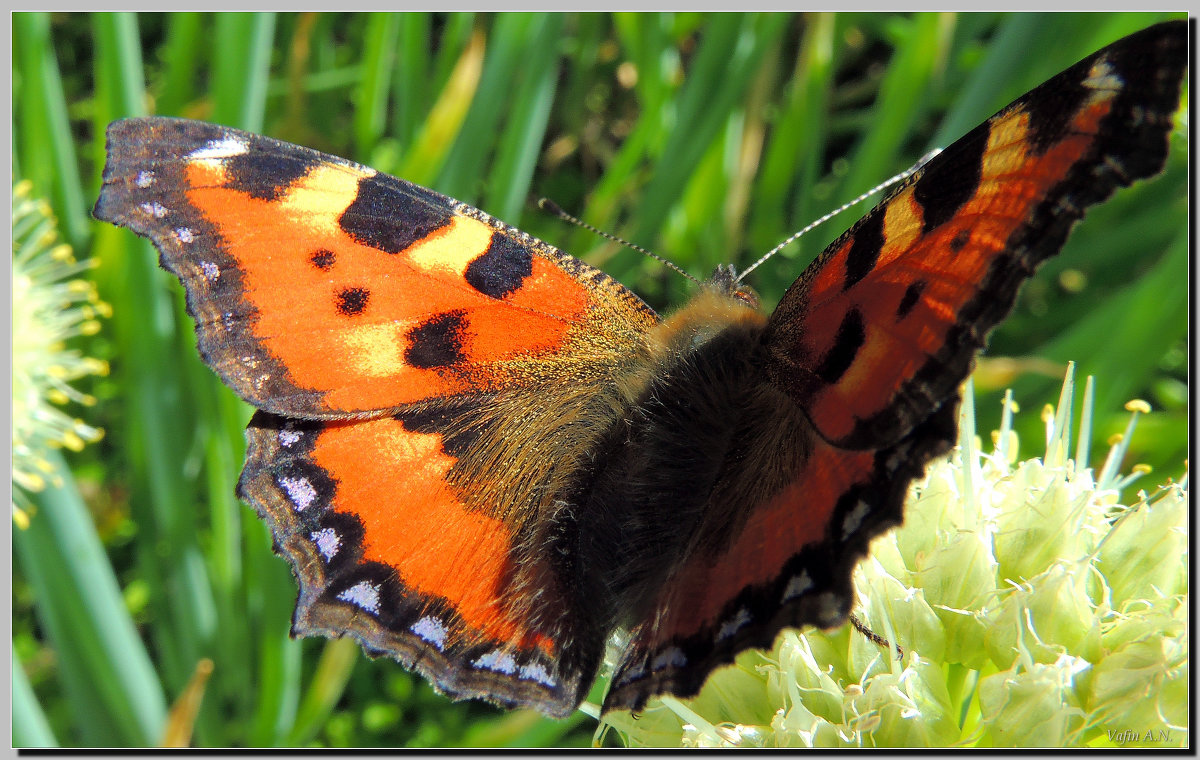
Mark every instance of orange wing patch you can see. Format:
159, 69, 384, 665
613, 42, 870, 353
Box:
308, 416, 523, 645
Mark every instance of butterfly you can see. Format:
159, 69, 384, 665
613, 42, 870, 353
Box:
93, 21, 1186, 718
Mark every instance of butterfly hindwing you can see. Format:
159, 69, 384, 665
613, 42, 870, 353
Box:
763, 21, 1186, 450
240, 411, 592, 716
603, 395, 959, 712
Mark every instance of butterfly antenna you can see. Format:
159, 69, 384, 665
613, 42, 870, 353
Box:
736, 148, 943, 283
538, 198, 700, 284
849, 613, 904, 659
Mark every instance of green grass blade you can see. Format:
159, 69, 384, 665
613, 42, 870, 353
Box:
13, 12, 90, 249
90, 11, 147, 127
1043, 226, 1188, 421
631, 14, 788, 249
211, 13, 277, 130
613, 13, 671, 123
13, 643, 58, 748
244, 519, 305, 746
399, 28, 485, 185
90, 10, 222, 732
437, 14, 547, 201
14, 454, 168, 746
156, 13, 206, 116
748, 13, 836, 265
834, 13, 948, 209
285, 638, 360, 746
392, 13, 432, 147
429, 14, 477, 104
354, 13, 400, 157
485, 13, 564, 222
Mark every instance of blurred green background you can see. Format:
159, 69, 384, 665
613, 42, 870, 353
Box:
12, 12, 1187, 748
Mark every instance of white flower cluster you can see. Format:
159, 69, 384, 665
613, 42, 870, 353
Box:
12, 180, 109, 524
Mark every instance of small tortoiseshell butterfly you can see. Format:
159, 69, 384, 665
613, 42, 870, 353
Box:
94, 22, 1186, 717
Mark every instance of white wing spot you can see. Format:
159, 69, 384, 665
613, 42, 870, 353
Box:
189, 135, 250, 161
716, 607, 752, 641
279, 475, 317, 511
472, 649, 517, 675
310, 527, 341, 560
175, 227, 195, 243
815, 591, 844, 626
782, 571, 813, 602
200, 261, 220, 281
140, 201, 169, 218
337, 581, 380, 614
278, 429, 302, 447
617, 661, 646, 686
651, 646, 687, 671
135, 170, 155, 188
222, 312, 236, 331
518, 662, 556, 687
841, 499, 870, 538
410, 616, 448, 650
1085, 58, 1122, 93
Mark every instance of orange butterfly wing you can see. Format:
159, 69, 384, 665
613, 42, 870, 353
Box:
763, 21, 1187, 450
94, 118, 655, 418
240, 412, 591, 714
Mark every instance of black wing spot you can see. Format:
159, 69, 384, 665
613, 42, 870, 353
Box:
913, 125, 987, 233
224, 151, 317, 201
949, 228, 971, 253
394, 400, 487, 459
340, 174, 452, 254
1022, 67, 1091, 155
311, 249, 336, 270
816, 309, 866, 384
844, 211, 885, 291
464, 234, 534, 299
405, 311, 468, 368
336, 287, 370, 316
895, 281, 927, 320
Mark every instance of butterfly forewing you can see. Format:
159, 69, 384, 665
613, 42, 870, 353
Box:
763, 21, 1186, 451
93, 117, 656, 419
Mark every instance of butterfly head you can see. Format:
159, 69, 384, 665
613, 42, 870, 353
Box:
708, 264, 760, 311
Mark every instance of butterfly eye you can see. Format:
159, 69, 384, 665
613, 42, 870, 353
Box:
731, 286, 760, 311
